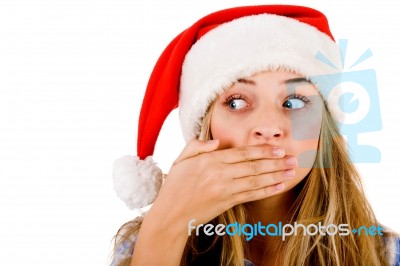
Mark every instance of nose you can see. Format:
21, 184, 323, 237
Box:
251, 111, 284, 144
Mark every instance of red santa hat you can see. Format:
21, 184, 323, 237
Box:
112, 5, 341, 209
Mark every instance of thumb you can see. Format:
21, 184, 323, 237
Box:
173, 139, 220, 165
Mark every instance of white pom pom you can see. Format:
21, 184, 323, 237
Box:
112, 155, 163, 209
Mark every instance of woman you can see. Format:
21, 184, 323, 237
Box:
110, 5, 400, 266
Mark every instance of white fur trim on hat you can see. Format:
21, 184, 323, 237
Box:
180, 14, 342, 142
112, 155, 163, 209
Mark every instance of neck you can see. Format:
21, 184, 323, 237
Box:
244, 188, 300, 264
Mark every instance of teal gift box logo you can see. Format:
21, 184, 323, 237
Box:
292, 40, 382, 163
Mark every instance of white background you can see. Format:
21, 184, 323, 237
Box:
0, 0, 399, 265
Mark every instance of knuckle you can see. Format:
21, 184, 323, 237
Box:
248, 160, 260, 175
273, 171, 282, 181
245, 190, 257, 200
227, 196, 240, 209
263, 186, 273, 197
232, 190, 256, 205
238, 147, 250, 161
274, 158, 279, 169
248, 175, 260, 188
261, 146, 269, 158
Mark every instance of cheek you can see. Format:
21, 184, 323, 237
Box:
210, 107, 247, 149
290, 95, 323, 141
285, 99, 323, 185
289, 115, 321, 169
210, 120, 236, 149
293, 138, 320, 169
288, 97, 323, 168
283, 137, 320, 193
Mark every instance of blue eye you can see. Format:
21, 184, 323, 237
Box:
224, 95, 248, 110
283, 99, 305, 109
228, 99, 247, 110
283, 95, 309, 109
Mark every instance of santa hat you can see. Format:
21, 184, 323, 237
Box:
113, 5, 341, 209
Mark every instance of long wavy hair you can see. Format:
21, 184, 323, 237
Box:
111, 97, 394, 266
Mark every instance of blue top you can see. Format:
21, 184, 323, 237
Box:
110, 237, 400, 266
244, 259, 255, 266
394, 237, 400, 266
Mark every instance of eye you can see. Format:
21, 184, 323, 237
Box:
283, 99, 305, 109
228, 99, 247, 110
283, 95, 309, 109
224, 95, 248, 110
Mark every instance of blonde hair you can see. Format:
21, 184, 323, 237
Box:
111, 99, 394, 266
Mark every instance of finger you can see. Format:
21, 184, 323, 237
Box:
173, 139, 220, 165
216, 145, 285, 164
229, 169, 295, 194
231, 182, 287, 206
221, 156, 297, 179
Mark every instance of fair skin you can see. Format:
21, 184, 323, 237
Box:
130, 71, 323, 266
211, 70, 323, 264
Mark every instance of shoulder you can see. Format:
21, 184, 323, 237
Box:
110, 239, 135, 266
382, 226, 400, 266
110, 224, 139, 266
244, 259, 255, 266
385, 235, 400, 266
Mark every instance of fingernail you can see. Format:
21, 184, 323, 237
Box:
274, 183, 284, 191
283, 169, 295, 178
286, 156, 297, 166
273, 147, 285, 157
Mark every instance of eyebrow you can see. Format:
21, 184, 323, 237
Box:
285, 77, 312, 85
237, 77, 311, 86
237, 78, 256, 85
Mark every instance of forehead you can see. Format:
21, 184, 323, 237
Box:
224, 70, 318, 95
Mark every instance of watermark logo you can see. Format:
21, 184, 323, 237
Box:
188, 219, 384, 241
290, 39, 382, 164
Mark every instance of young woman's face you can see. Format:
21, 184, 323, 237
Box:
211, 70, 324, 192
